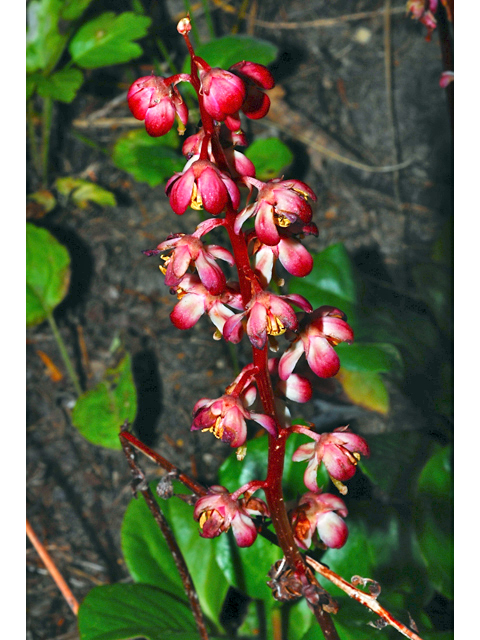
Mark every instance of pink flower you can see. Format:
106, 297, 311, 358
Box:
292, 426, 370, 492
252, 233, 313, 286
182, 132, 256, 180
229, 61, 275, 120
199, 67, 246, 122
439, 71, 454, 88
236, 178, 317, 246
268, 358, 312, 404
191, 391, 277, 447
170, 274, 243, 337
223, 290, 312, 350
194, 486, 266, 547
291, 491, 348, 550
127, 75, 188, 137
406, 0, 438, 38
166, 158, 241, 215
278, 306, 354, 380
147, 221, 234, 295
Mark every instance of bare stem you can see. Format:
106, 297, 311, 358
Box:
306, 556, 425, 640
120, 437, 210, 640
26, 518, 79, 615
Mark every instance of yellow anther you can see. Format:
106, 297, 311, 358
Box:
190, 183, 203, 210
266, 315, 286, 337
275, 213, 292, 228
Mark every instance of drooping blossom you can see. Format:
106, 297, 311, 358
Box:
235, 178, 317, 246
291, 491, 348, 550
268, 358, 312, 404
278, 306, 354, 380
198, 66, 246, 123
406, 0, 438, 38
251, 233, 313, 286
194, 485, 268, 547
292, 426, 370, 493
166, 158, 240, 215
191, 389, 277, 448
223, 290, 312, 350
127, 75, 189, 137
182, 132, 256, 180
439, 70, 454, 88
146, 219, 234, 295
229, 61, 275, 120
170, 274, 243, 338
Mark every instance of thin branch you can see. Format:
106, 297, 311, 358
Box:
120, 437, 210, 640
254, 6, 406, 29
305, 556, 425, 640
119, 429, 207, 497
26, 519, 79, 616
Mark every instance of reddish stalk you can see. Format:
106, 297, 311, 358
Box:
26, 518, 79, 615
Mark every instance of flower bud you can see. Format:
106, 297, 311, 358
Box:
127, 76, 188, 137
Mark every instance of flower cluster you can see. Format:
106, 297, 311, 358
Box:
131, 17, 368, 562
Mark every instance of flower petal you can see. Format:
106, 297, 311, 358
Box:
316, 511, 348, 549
170, 294, 205, 329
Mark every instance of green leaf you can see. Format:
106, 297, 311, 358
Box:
69, 12, 151, 69
334, 342, 403, 374
122, 481, 230, 629
60, 0, 95, 20
413, 445, 453, 599
289, 243, 358, 325
245, 138, 293, 180
36, 67, 84, 103
189, 35, 278, 70
112, 128, 184, 187
26, 223, 71, 327
26, 0, 67, 74
335, 369, 390, 414
55, 177, 116, 207
71, 354, 137, 449
359, 430, 435, 499
78, 583, 198, 640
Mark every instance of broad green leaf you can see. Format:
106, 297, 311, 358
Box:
36, 67, 84, 103
55, 177, 116, 208
71, 354, 137, 449
26, 0, 67, 73
112, 128, 184, 187
334, 342, 403, 374
335, 369, 389, 414
188, 35, 278, 70
78, 583, 198, 640
122, 481, 229, 630
245, 138, 293, 180
414, 445, 453, 599
26, 223, 71, 327
69, 12, 151, 69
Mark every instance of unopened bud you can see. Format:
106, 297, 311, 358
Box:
177, 17, 191, 35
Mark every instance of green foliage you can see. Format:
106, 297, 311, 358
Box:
413, 445, 453, 599
69, 12, 151, 69
289, 243, 400, 412
35, 67, 84, 103
78, 583, 198, 640
26, 223, 71, 327
112, 128, 184, 187
245, 138, 294, 181
121, 481, 229, 630
55, 177, 116, 208
71, 354, 137, 450
187, 35, 278, 70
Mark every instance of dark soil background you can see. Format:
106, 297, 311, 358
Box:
26, 1, 453, 639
